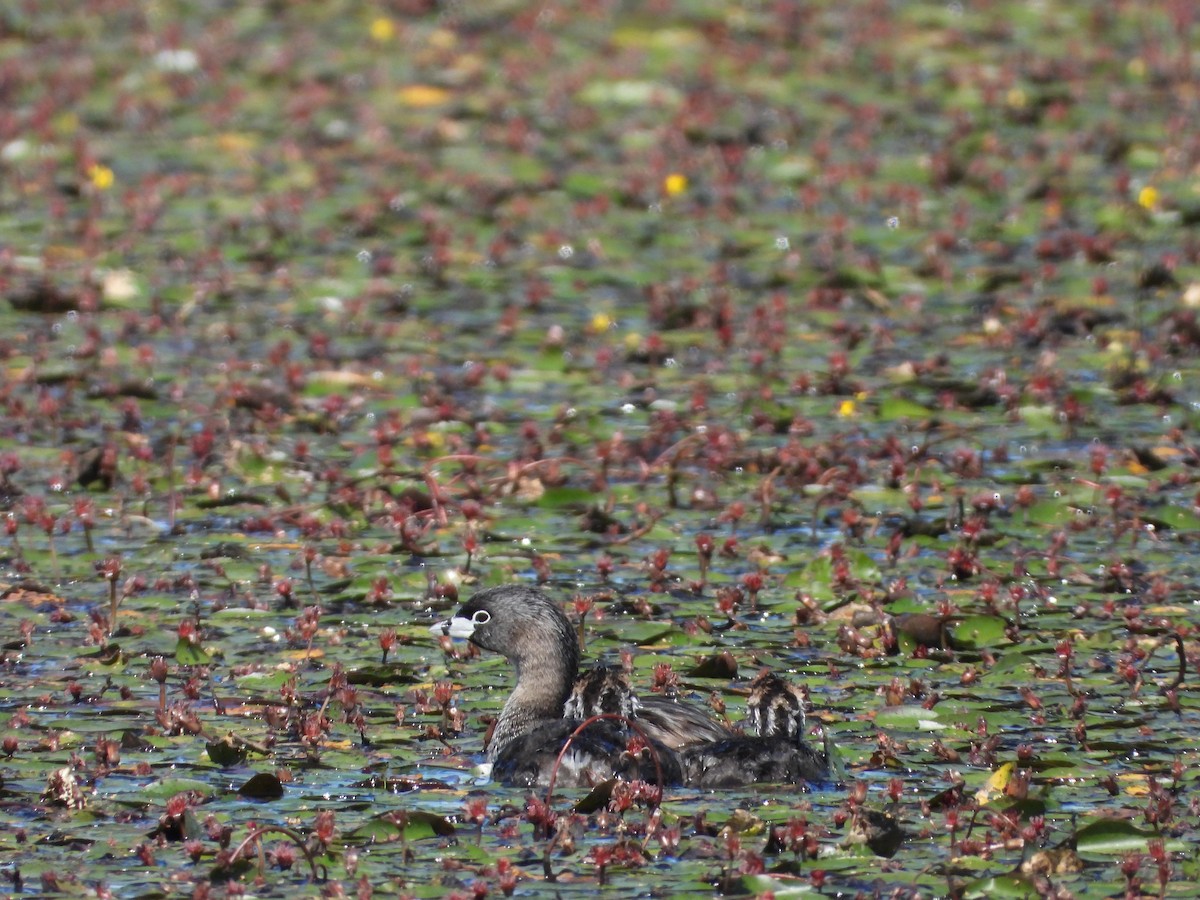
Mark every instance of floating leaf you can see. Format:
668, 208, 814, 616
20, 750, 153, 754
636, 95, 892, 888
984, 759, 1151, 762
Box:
877, 394, 934, 421
175, 637, 212, 665
237, 772, 284, 800
206, 735, 248, 768
346, 811, 455, 841
536, 486, 597, 510
946, 614, 1010, 650
1074, 818, 1180, 855
961, 874, 1040, 899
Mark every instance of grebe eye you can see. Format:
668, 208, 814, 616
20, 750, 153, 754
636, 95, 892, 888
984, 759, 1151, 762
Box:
471, 610, 491, 625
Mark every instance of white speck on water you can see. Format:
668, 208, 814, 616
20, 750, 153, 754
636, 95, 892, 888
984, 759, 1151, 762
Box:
558, 244, 574, 259
887, 216, 900, 229
775, 235, 790, 251
357, 249, 372, 263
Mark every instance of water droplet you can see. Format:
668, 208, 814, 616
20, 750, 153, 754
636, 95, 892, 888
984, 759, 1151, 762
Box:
357, 249, 372, 263
557, 244, 574, 259
946, 1, 964, 16
775, 235, 790, 251
1173, 371, 1182, 381
1053, 490, 1061, 498
664, 357, 678, 368
621, 403, 636, 415
886, 216, 900, 230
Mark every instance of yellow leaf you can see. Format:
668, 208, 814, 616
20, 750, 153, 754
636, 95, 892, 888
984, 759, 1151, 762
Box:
280, 648, 325, 660
1137, 185, 1159, 211
974, 761, 1014, 805
398, 85, 450, 107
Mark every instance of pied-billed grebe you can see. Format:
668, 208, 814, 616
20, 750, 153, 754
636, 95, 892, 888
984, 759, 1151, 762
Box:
680, 670, 830, 788
430, 585, 830, 789
429, 585, 683, 788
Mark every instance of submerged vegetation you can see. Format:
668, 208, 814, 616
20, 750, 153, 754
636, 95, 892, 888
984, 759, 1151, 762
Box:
1, 0, 1199, 896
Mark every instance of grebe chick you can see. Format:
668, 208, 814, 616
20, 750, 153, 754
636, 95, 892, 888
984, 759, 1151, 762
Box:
680, 672, 830, 788
565, 665, 734, 750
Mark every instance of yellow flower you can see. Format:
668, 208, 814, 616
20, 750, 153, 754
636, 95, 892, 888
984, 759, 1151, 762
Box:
369, 17, 395, 42
837, 399, 856, 418
663, 172, 688, 196
87, 163, 114, 191
1137, 185, 1159, 211
590, 312, 612, 333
